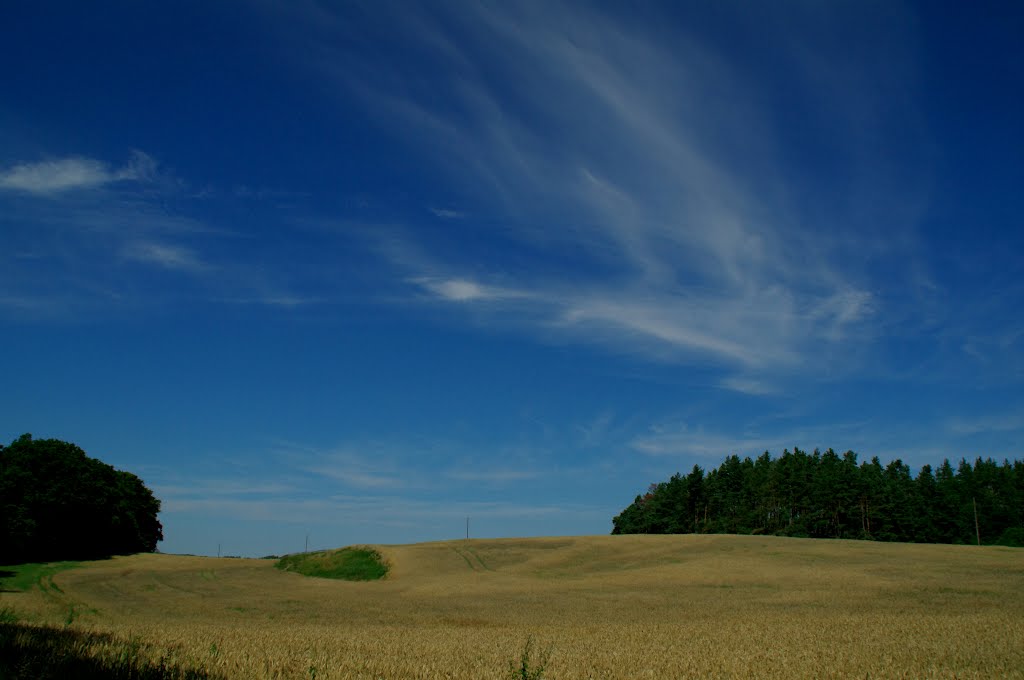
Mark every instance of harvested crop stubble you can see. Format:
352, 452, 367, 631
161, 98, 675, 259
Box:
3, 535, 1023, 678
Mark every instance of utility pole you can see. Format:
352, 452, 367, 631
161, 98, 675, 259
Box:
305, 533, 309, 553
466, 517, 470, 540
217, 543, 221, 558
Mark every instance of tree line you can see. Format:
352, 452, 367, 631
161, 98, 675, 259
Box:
0, 434, 163, 564
612, 448, 1024, 547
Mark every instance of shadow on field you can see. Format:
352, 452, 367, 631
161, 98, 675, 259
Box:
0, 570, 16, 592
0, 619, 223, 680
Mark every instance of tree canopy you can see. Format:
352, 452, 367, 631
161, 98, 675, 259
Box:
0, 434, 163, 564
612, 448, 1024, 547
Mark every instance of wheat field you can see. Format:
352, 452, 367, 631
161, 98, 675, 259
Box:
4, 534, 1023, 678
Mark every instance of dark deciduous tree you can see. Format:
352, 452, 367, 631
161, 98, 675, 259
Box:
0, 434, 163, 564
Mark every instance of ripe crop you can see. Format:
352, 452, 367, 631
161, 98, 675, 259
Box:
3, 535, 1022, 678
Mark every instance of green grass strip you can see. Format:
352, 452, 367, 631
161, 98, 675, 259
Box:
0, 561, 81, 593
275, 547, 388, 581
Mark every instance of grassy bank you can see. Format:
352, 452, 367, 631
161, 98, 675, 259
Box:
275, 547, 388, 581
0, 561, 81, 594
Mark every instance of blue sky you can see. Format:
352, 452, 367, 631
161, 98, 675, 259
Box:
1, 1, 1021, 557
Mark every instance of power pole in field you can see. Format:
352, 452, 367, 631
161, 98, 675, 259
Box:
466, 517, 470, 540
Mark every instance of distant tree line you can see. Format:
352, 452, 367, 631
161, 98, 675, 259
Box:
0, 434, 163, 564
612, 448, 1024, 547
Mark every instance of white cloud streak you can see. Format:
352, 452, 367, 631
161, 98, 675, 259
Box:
631, 425, 771, 459
261, 438, 559, 494
429, 207, 464, 219
445, 468, 538, 483
413, 276, 796, 367
627, 417, 963, 471
291, 3, 918, 379
413, 277, 526, 303
0, 150, 320, 315
718, 377, 778, 396
0, 152, 155, 195
298, 447, 409, 490
162, 493, 605, 527
122, 241, 209, 273
947, 411, 1024, 435
150, 447, 605, 532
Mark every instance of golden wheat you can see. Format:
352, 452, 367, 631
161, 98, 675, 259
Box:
4, 535, 1023, 678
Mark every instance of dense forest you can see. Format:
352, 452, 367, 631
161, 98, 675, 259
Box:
612, 448, 1024, 547
0, 434, 163, 564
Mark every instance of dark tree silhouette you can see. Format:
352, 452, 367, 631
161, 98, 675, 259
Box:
613, 448, 1024, 546
0, 434, 163, 564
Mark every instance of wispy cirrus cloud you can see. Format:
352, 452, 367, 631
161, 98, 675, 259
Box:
161, 492, 606, 529
412, 276, 800, 368
718, 377, 778, 396
631, 424, 770, 459
219, 294, 319, 307
628, 416, 966, 471
294, 447, 409, 490
0, 151, 155, 195
122, 241, 209, 273
429, 207, 464, 219
0, 294, 62, 314
264, 436, 564, 495
444, 467, 539, 483
0, 149, 318, 315
285, 2, 922, 384
413, 277, 525, 303
307, 465, 407, 490
947, 410, 1024, 435
154, 479, 300, 499
149, 436, 607, 549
